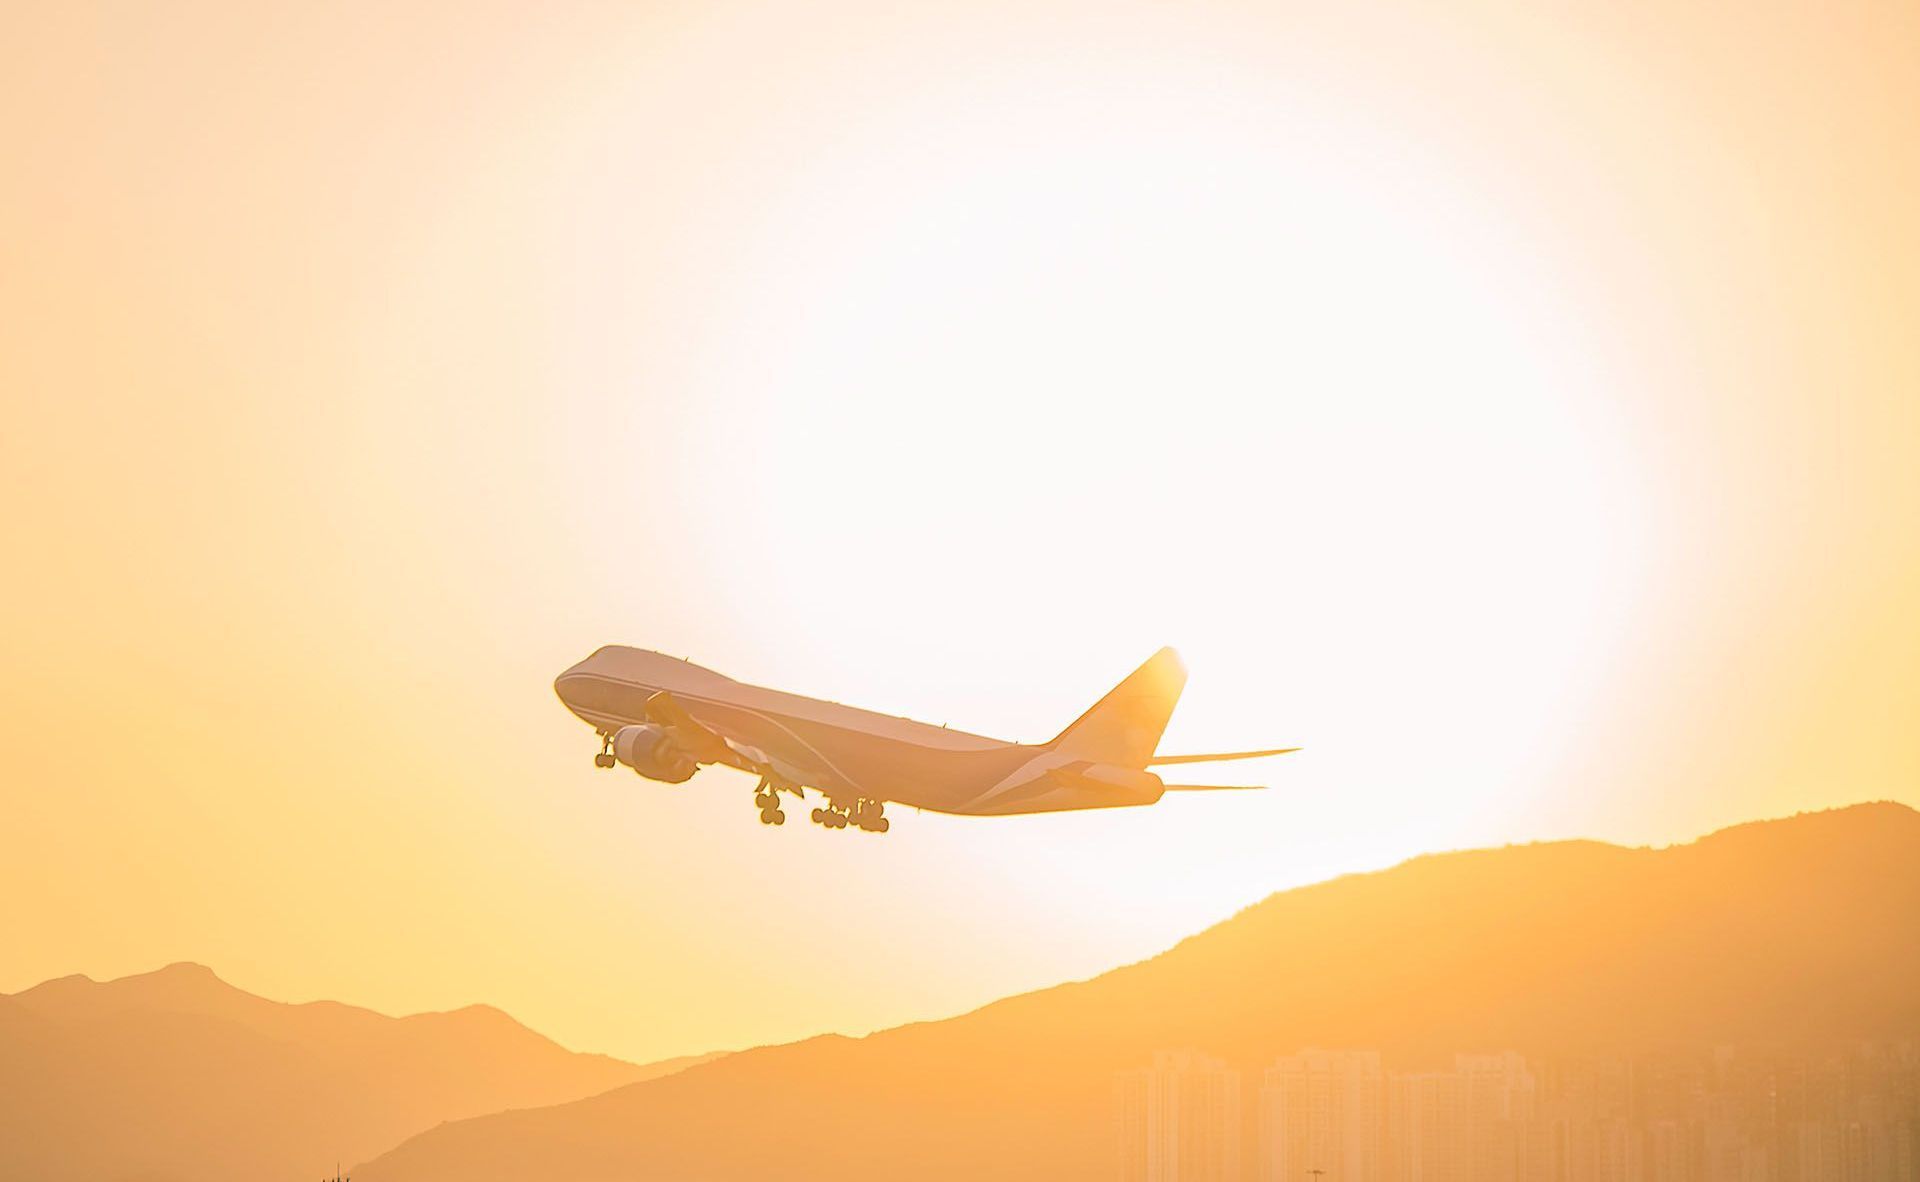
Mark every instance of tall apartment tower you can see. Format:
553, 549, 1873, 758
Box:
1258, 1049, 1386, 1182
1117, 1050, 1244, 1182
1458, 1052, 1539, 1182
1389, 1069, 1472, 1182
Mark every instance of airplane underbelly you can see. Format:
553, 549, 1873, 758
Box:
965, 786, 1162, 815
955, 761, 1167, 816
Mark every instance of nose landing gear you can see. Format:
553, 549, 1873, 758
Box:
753, 778, 787, 826
593, 734, 616, 769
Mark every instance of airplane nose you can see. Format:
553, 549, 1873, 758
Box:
554, 672, 582, 707
554, 648, 625, 722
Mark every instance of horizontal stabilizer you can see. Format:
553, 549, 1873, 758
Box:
1148, 747, 1299, 766
1162, 782, 1270, 791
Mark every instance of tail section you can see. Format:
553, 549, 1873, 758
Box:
1046, 647, 1188, 768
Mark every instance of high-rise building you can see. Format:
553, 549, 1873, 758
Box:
1258, 1049, 1385, 1182
1460, 1052, 1540, 1182
1793, 1119, 1842, 1182
1538, 1055, 1635, 1182
1388, 1069, 1471, 1182
1118, 1050, 1243, 1182
1383, 1052, 1537, 1182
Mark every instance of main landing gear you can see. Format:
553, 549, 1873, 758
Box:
810, 798, 889, 834
747, 778, 889, 833
593, 733, 616, 769
753, 778, 787, 826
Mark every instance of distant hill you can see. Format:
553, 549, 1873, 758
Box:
358, 802, 1920, 1182
0, 962, 719, 1182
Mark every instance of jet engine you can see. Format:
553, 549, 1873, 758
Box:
611, 724, 698, 783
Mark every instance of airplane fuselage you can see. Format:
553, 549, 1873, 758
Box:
554, 646, 1165, 816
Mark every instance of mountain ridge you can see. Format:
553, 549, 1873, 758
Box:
357, 801, 1920, 1182
0, 959, 723, 1182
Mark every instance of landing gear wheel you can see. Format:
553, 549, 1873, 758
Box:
759, 808, 776, 825
771, 809, 786, 825
754, 791, 775, 810
811, 808, 827, 824
593, 752, 616, 769
847, 801, 886, 833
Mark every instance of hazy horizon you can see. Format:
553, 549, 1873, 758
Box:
7, 798, 1907, 1065
9, 800, 1917, 1182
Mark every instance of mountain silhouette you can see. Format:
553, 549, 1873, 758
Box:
0, 962, 719, 1182
357, 802, 1920, 1182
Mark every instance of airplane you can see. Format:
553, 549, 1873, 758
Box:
553, 645, 1296, 833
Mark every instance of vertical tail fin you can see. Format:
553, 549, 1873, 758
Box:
1046, 647, 1188, 768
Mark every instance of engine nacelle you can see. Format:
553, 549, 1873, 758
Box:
611, 724, 698, 783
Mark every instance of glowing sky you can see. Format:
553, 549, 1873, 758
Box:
3, 0, 1916, 1064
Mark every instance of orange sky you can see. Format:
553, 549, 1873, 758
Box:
2, 0, 1916, 1064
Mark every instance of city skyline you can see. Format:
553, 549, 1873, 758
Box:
1120, 1042, 1920, 1182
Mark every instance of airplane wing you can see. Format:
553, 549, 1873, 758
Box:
637, 689, 836, 796
1147, 747, 1299, 765
642, 691, 770, 776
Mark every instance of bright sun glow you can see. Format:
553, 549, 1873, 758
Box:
528, 55, 1657, 968
695, 71, 1643, 801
